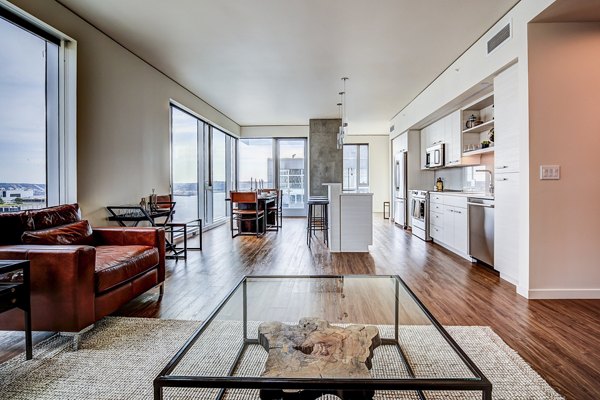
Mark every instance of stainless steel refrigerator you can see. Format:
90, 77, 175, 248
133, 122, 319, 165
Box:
393, 151, 407, 228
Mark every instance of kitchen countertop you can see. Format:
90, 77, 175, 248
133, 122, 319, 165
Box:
429, 191, 494, 200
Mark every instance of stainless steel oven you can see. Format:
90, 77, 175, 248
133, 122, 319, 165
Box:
426, 143, 445, 169
410, 190, 431, 241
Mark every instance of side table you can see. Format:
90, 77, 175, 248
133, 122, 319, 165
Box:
0, 260, 32, 360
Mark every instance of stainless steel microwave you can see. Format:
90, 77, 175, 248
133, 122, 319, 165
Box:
426, 143, 445, 168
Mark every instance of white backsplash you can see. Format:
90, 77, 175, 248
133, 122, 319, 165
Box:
435, 153, 495, 193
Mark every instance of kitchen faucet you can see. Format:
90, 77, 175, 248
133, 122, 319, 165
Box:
477, 169, 494, 195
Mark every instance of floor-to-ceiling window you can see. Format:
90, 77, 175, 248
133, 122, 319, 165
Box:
237, 138, 307, 216
170, 104, 236, 228
171, 107, 201, 223
278, 139, 306, 215
209, 128, 228, 222
0, 10, 60, 212
343, 144, 369, 191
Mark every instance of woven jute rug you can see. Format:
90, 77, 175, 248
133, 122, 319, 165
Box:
0, 317, 562, 400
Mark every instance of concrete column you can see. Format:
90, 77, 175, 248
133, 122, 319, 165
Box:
309, 119, 342, 196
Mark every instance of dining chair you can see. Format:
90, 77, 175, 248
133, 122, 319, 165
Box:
230, 191, 265, 238
260, 189, 282, 231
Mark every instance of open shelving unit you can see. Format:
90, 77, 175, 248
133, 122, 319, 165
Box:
462, 93, 495, 155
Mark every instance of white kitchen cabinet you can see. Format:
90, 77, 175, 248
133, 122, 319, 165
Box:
494, 63, 520, 173
444, 111, 462, 167
453, 207, 468, 254
430, 194, 469, 259
429, 119, 445, 147
494, 172, 520, 284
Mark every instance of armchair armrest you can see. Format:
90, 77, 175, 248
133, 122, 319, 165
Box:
0, 245, 96, 332
92, 227, 165, 283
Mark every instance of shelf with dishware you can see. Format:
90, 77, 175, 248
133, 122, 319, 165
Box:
462, 146, 494, 157
462, 119, 494, 134
461, 93, 495, 161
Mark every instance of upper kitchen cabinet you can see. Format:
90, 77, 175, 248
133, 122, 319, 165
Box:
420, 110, 480, 170
493, 64, 520, 173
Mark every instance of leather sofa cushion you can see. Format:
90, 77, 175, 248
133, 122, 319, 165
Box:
0, 203, 81, 245
0, 212, 28, 245
95, 245, 159, 293
25, 203, 81, 231
21, 220, 94, 246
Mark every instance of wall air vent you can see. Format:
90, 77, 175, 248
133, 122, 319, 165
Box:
487, 23, 511, 55
390, 125, 395, 133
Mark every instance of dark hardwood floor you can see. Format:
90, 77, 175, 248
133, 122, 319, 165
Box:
1, 215, 599, 399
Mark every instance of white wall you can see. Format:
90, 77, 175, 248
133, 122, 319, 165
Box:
345, 135, 390, 213
240, 125, 308, 138
9, 0, 241, 226
527, 22, 600, 298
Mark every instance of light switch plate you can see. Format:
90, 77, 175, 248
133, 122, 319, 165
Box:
540, 165, 560, 180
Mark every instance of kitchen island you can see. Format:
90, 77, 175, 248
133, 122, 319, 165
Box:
323, 183, 373, 252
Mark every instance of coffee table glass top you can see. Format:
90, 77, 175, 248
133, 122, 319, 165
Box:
156, 275, 490, 399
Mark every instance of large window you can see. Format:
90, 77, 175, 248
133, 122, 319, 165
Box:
343, 144, 369, 191
170, 104, 236, 227
278, 139, 306, 212
171, 108, 200, 223
0, 10, 60, 212
238, 139, 274, 190
237, 138, 307, 216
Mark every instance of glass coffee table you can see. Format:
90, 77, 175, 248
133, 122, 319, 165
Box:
154, 275, 491, 400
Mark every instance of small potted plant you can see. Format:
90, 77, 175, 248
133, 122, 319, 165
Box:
481, 140, 490, 149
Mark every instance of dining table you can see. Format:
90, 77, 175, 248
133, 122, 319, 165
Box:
227, 192, 277, 234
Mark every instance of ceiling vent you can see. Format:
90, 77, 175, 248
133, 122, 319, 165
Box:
390, 124, 395, 133
487, 23, 511, 55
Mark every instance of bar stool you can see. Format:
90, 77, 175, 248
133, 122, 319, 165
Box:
307, 196, 329, 248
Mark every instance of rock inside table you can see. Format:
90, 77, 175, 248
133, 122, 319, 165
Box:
258, 317, 381, 400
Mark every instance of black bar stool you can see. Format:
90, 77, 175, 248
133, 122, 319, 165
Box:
307, 196, 329, 248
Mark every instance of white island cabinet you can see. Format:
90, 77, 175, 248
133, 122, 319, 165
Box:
324, 183, 373, 253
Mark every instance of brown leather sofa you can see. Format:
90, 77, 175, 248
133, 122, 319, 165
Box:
0, 204, 165, 334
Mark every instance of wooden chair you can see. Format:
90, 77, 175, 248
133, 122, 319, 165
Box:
230, 191, 265, 238
260, 189, 282, 231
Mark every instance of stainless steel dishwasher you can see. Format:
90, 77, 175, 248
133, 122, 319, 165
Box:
468, 198, 494, 266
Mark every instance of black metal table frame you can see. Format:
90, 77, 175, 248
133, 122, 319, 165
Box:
106, 205, 183, 259
153, 275, 492, 400
0, 260, 32, 360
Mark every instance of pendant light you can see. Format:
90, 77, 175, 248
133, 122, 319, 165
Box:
337, 77, 349, 150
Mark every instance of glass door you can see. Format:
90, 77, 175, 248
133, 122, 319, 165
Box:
277, 139, 307, 216
171, 107, 203, 224
208, 127, 228, 223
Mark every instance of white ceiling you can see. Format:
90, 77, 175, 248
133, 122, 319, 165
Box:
57, 0, 520, 134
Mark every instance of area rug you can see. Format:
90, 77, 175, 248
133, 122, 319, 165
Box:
0, 317, 563, 400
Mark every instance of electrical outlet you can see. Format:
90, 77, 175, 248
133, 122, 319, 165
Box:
540, 165, 560, 180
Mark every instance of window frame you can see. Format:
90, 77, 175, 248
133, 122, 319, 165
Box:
169, 101, 238, 228
343, 143, 369, 191
0, 2, 77, 207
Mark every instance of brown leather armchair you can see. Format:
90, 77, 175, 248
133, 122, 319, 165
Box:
0, 204, 165, 337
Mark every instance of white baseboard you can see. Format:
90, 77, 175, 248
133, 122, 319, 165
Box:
500, 273, 518, 286
527, 288, 600, 299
